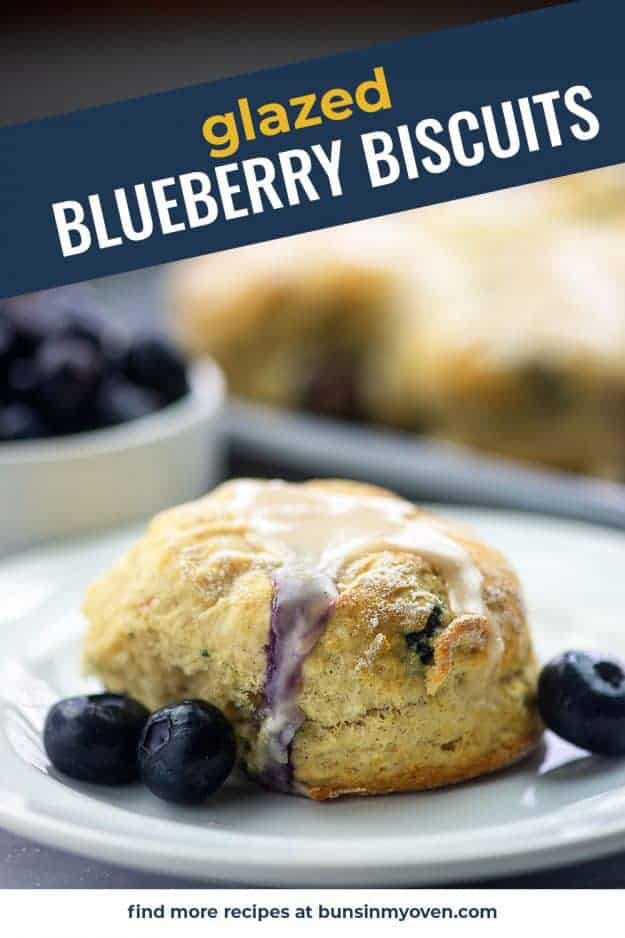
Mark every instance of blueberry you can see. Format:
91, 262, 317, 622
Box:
1, 289, 186, 439
0, 318, 17, 402
138, 700, 236, 804
57, 313, 106, 351
96, 377, 160, 426
2, 287, 101, 355
43, 693, 149, 785
538, 651, 625, 755
123, 336, 189, 404
522, 363, 572, 412
35, 337, 103, 431
0, 403, 46, 441
405, 604, 443, 665
57, 311, 126, 367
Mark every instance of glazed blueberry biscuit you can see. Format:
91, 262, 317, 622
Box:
83, 479, 541, 799
368, 224, 625, 477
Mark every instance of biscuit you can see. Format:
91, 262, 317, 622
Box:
366, 224, 625, 477
169, 218, 427, 418
83, 479, 541, 799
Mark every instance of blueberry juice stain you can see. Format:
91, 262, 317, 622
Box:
259, 570, 337, 792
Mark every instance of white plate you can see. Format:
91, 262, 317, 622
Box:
1, 510, 625, 886
0, 361, 225, 559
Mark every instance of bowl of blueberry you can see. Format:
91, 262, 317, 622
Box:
0, 286, 224, 556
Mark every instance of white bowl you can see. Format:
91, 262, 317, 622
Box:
0, 360, 225, 557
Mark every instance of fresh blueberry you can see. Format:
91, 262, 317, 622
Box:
57, 313, 106, 351
523, 362, 572, 412
0, 403, 46, 441
538, 651, 625, 755
0, 316, 17, 368
56, 310, 126, 366
2, 294, 64, 356
0, 318, 17, 402
0, 288, 186, 441
43, 693, 150, 785
138, 700, 236, 804
123, 336, 189, 404
7, 358, 39, 405
301, 359, 362, 420
35, 337, 103, 431
96, 377, 160, 426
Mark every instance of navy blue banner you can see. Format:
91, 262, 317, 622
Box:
0, 0, 623, 298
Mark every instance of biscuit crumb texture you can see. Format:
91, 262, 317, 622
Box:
83, 479, 541, 799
